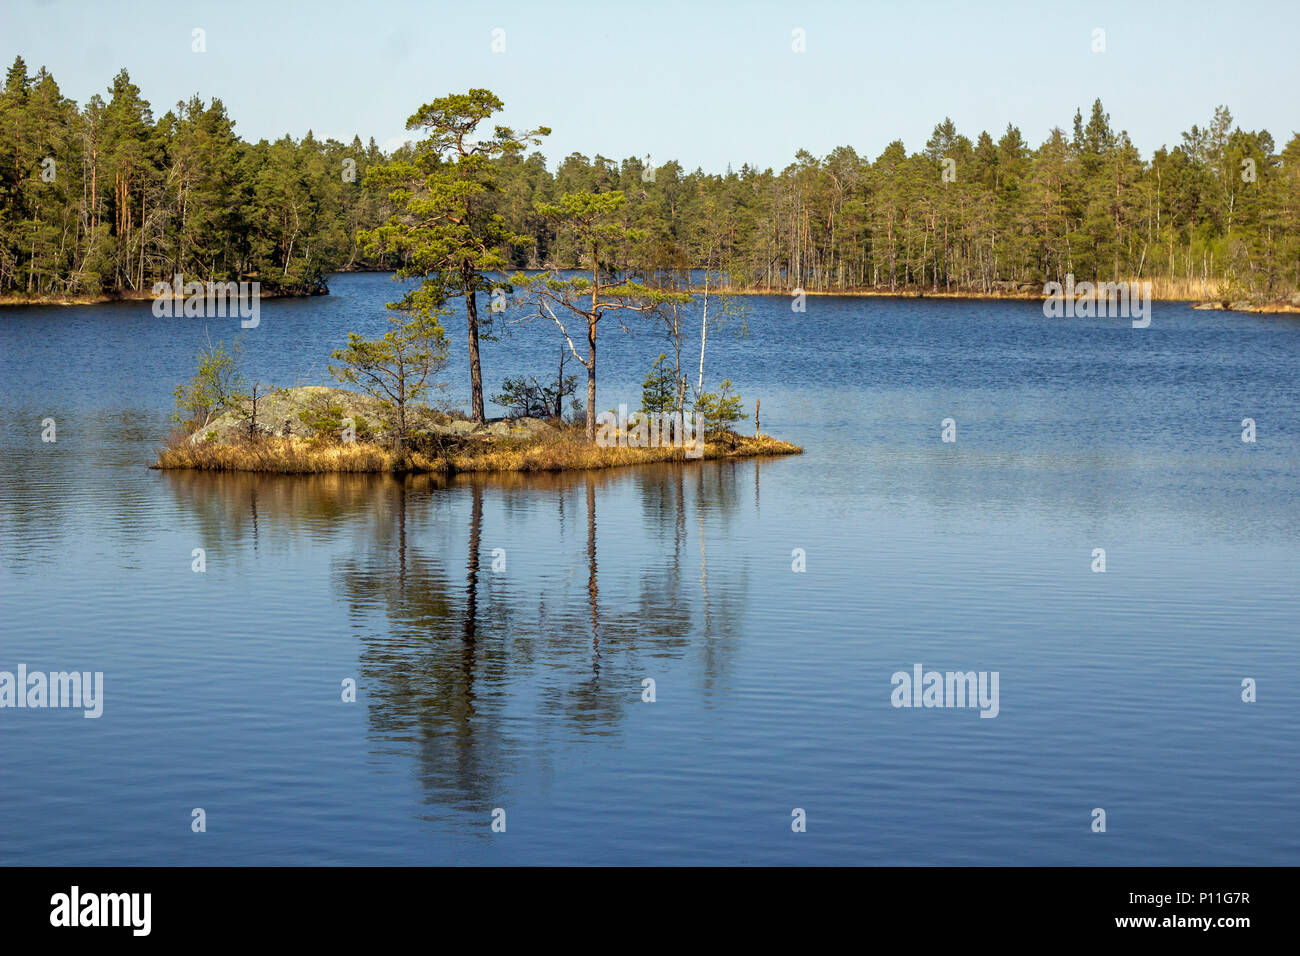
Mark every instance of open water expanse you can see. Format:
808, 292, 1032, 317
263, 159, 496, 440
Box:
0, 272, 1296, 864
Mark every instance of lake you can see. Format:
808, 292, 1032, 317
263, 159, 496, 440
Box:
1, 272, 1297, 865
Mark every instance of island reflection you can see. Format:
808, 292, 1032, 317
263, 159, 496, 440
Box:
163, 460, 764, 809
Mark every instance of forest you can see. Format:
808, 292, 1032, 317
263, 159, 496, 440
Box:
2, 55, 1297, 302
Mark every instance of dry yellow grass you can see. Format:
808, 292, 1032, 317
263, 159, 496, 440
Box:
449, 432, 800, 472
155, 438, 414, 473
154, 430, 802, 475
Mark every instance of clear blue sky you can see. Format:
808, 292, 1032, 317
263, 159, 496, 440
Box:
3, 0, 1297, 170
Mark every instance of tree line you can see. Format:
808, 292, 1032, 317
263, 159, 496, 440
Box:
3, 56, 1297, 306
507, 102, 1298, 302
0, 57, 387, 297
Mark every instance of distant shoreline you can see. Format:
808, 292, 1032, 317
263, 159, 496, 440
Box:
4, 279, 1297, 315
0, 285, 330, 308
693, 285, 1300, 313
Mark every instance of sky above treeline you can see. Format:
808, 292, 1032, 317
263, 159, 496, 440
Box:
3, 0, 1296, 171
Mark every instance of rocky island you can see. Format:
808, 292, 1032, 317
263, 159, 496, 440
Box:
154, 385, 801, 475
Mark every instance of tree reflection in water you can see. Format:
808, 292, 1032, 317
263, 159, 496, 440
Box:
162, 461, 758, 812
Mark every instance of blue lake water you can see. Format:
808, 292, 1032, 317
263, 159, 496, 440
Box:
0, 272, 1297, 865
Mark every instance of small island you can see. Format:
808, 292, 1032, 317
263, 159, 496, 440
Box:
154, 385, 800, 475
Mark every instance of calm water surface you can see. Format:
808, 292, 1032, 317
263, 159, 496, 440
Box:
1, 273, 1297, 864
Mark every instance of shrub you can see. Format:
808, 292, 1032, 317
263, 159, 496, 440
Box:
298, 400, 372, 445
491, 358, 581, 420
491, 376, 552, 418
171, 339, 245, 430
640, 353, 679, 415
694, 379, 747, 439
